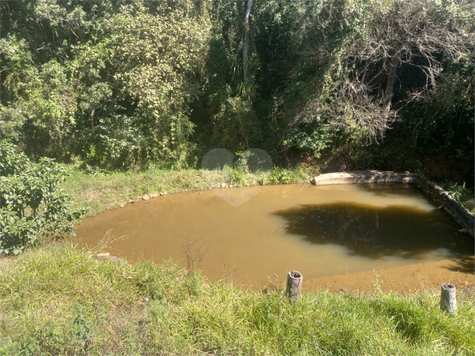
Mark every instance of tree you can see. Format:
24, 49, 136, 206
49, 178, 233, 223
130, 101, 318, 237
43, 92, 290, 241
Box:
243, 0, 254, 84
1, 0, 212, 168
345, 0, 474, 138
276, 0, 472, 147
108, 0, 212, 166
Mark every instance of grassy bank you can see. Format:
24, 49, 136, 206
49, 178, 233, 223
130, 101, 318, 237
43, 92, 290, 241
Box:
61, 164, 474, 219
0, 243, 474, 355
61, 165, 315, 217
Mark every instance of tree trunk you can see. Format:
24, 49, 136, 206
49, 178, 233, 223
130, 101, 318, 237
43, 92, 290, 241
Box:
243, 0, 253, 84
381, 56, 399, 138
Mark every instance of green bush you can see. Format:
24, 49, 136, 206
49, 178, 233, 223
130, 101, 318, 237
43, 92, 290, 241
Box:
0, 141, 83, 254
439, 182, 473, 202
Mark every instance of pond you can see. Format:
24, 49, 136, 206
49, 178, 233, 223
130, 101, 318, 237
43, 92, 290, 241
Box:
75, 184, 474, 290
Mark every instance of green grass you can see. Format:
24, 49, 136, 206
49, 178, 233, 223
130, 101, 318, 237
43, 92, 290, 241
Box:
1, 243, 474, 355
61, 164, 315, 217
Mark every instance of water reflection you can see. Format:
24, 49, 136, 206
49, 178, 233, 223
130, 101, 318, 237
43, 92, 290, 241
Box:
274, 202, 474, 259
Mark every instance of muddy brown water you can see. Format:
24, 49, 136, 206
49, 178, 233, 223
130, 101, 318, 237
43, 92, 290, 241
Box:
75, 184, 474, 291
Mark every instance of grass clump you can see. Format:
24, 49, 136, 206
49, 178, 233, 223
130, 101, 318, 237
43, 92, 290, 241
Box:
439, 181, 475, 215
1, 243, 474, 355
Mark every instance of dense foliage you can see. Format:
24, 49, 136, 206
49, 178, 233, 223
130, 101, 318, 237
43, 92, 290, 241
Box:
0, 142, 82, 254
1, 0, 473, 182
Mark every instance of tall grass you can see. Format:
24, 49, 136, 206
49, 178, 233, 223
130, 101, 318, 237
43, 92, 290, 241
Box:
1, 243, 474, 355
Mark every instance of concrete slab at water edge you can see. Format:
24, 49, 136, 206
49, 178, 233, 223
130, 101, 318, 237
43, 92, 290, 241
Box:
311, 170, 416, 185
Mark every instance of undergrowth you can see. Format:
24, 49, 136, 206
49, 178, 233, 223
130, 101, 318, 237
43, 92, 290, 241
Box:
439, 181, 474, 215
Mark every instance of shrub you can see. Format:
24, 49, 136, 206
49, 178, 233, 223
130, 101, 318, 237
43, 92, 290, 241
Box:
0, 141, 83, 254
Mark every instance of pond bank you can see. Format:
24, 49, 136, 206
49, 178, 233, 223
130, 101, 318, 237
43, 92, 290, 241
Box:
62, 165, 315, 217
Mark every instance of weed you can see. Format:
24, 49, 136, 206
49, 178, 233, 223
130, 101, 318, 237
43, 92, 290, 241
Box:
72, 303, 94, 354
180, 237, 208, 272
370, 268, 384, 294
439, 181, 475, 215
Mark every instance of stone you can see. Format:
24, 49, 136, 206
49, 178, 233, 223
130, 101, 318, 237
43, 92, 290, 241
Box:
110, 256, 124, 264
96, 252, 110, 260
